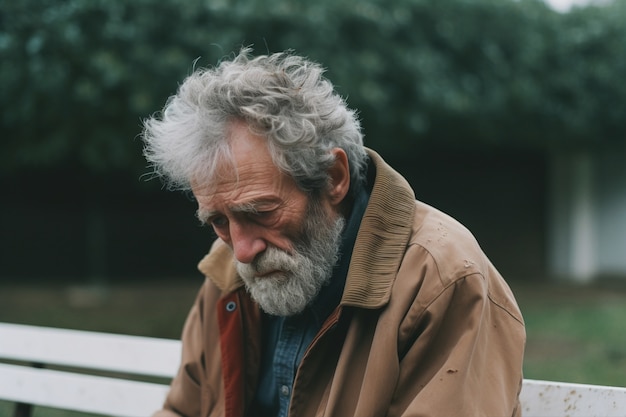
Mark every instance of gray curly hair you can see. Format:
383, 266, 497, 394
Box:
141, 47, 367, 196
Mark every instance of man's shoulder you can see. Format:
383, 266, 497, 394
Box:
394, 201, 522, 324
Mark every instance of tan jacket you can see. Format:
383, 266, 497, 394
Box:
154, 150, 526, 417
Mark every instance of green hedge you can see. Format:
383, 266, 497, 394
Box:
2, 0, 625, 175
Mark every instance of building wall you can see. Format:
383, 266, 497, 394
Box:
0, 168, 211, 284
6, 145, 623, 285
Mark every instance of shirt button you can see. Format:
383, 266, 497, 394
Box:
280, 385, 290, 396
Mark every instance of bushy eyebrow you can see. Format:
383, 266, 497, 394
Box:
196, 199, 276, 224
230, 201, 261, 214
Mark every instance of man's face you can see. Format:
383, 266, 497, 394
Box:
193, 121, 345, 316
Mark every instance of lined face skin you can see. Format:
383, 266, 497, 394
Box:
193, 120, 351, 316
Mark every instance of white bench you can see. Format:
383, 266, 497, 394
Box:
1, 322, 625, 417
0, 322, 180, 417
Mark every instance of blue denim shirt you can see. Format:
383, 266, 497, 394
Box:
250, 186, 370, 417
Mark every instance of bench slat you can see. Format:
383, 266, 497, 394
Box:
0, 323, 181, 378
520, 378, 626, 417
3, 322, 626, 417
0, 363, 169, 417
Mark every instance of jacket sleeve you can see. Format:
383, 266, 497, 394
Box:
390, 263, 526, 417
152, 287, 207, 417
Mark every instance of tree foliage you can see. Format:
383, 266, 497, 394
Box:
1, 0, 625, 176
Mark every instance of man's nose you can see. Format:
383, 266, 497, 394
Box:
229, 222, 267, 264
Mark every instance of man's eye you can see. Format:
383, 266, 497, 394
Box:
211, 216, 228, 228
252, 210, 275, 222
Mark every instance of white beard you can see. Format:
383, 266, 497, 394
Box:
236, 202, 345, 316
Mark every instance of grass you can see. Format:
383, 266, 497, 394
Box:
512, 281, 626, 386
1, 278, 626, 416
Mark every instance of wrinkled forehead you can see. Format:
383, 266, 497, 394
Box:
190, 120, 280, 196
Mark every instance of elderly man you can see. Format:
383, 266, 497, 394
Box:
142, 48, 525, 417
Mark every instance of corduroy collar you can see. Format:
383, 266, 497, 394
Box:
340, 149, 415, 309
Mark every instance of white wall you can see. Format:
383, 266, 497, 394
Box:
548, 145, 626, 282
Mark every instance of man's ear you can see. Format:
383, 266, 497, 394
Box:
327, 148, 351, 206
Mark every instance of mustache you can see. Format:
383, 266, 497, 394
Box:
236, 246, 298, 278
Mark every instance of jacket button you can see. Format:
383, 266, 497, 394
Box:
280, 385, 290, 396
225, 301, 237, 312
